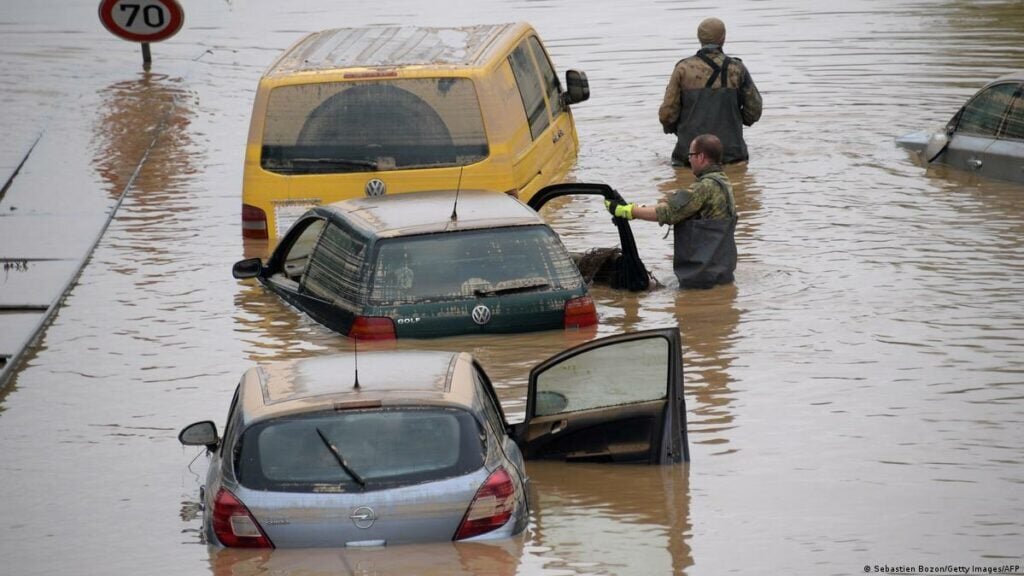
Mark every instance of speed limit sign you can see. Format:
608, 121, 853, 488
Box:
99, 0, 184, 43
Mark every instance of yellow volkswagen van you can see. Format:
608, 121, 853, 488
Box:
241, 23, 591, 239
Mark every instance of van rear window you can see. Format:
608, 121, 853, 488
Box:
237, 407, 485, 492
261, 79, 489, 174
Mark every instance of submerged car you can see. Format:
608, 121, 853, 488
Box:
233, 190, 597, 339
241, 23, 591, 239
896, 70, 1024, 183
179, 328, 688, 548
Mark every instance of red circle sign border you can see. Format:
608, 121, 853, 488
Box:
99, 0, 184, 43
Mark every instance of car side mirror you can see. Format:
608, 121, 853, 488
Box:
562, 69, 590, 106
179, 420, 220, 451
233, 257, 263, 279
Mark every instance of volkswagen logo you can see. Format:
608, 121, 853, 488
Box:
364, 178, 386, 197
471, 305, 492, 326
350, 506, 376, 529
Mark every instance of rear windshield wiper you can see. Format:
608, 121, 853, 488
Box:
474, 279, 550, 297
315, 428, 366, 488
289, 157, 379, 171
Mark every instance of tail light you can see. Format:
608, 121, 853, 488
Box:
349, 316, 396, 340
564, 295, 597, 328
454, 467, 516, 541
503, 188, 520, 199
211, 488, 273, 548
241, 204, 268, 239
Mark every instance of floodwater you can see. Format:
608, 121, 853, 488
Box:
1, 0, 1023, 574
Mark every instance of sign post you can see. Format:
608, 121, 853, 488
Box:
98, 0, 184, 69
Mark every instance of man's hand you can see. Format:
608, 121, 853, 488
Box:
604, 199, 635, 220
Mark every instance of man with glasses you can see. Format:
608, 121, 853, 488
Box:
607, 134, 737, 289
659, 17, 762, 166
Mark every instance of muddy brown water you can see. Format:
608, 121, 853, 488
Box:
1, 1, 1022, 574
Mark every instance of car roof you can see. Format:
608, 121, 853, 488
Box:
237, 351, 481, 425
265, 23, 528, 77
313, 189, 546, 239
987, 69, 1024, 85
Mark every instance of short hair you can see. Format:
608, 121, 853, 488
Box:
691, 134, 723, 163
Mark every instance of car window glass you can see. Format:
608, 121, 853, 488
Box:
473, 366, 508, 435
303, 223, 368, 302
277, 218, 326, 282
534, 337, 670, 416
261, 79, 488, 174
237, 408, 484, 491
219, 384, 242, 456
509, 42, 551, 140
368, 226, 582, 304
1000, 88, 1024, 140
527, 36, 564, 115
958, 83, 1017, 137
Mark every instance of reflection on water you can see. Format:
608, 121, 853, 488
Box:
207, 540, 523, 576
526, 461, 692, 574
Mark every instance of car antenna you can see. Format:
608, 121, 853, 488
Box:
450, 166, 464, 222
352, 336, 360, 389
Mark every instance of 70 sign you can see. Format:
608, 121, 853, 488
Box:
99, 0, 184, 43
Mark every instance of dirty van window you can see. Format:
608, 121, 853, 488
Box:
509, 42, 551, 140
261, 79, 488, 174
368, 226, 582, 305
527, 36, 564, 115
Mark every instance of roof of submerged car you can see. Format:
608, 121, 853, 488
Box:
315, 189, 545, 239
265, 23, 527, 77
988, 69, 1024, 85
237, 351, 481, 424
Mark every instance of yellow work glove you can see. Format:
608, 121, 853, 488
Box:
604, 199, 634, 220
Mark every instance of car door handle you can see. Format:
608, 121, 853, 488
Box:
549, 419, 568, 434
967, 158, 983, 170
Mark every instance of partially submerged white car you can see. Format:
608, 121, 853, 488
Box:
896, 70, 1024, 183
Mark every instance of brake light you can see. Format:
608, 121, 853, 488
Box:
241, 204, 268, 239
453, 467, 516, 541
349, 316, 396, 340
564, 295, 597, 328
211, 488, 273, 548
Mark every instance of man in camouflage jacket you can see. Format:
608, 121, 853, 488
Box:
659, 17, 762, 165
607, 134, 737, 288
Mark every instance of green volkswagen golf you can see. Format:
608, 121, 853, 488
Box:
232, 190, 597, 339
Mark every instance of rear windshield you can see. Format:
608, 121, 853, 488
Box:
237, 407, 484, 492
260, 78, 488, 174
368, 226, 584, 305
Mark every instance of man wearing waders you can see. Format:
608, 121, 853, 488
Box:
606, 134, 737, 289
659, 17, 762, 166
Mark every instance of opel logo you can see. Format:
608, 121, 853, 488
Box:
350, 506, 376, 529
471, 305, 492, 326
364, 178, 386, 197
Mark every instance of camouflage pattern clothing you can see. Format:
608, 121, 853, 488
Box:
658, 46, 762, 165
655, 165, 738, 288
654, 164, 735, 226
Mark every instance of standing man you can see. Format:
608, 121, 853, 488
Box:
659, 17, 762, 166
607, 134, 737, 289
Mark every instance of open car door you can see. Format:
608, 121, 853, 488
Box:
514, 328, 688, 464
528, 183, 651, 291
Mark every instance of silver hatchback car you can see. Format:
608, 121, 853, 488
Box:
179, 328, 687, 548
897, 70, 1024, 183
